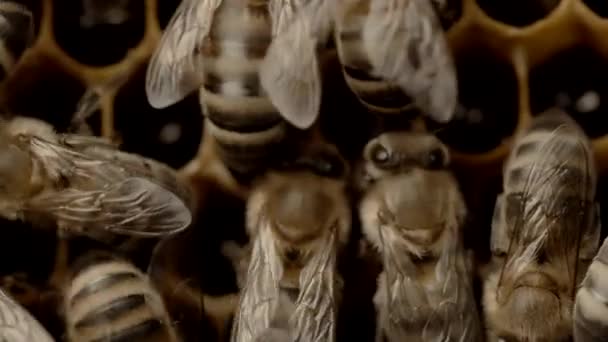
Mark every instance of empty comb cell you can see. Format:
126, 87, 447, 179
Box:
427, 49, 519, 154
582, 0, 608, 18
529, 45, 608, 139
476, 0, 562, 27
52, 0, 145, 66
113, 63, 203, 169
0, 53, 86, 129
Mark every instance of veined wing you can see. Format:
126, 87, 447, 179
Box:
260, 0, 335, 130
145, 0, 222, 108
231, 222, 283, 342
0, 289, 55, 342
363, 0, 457, 123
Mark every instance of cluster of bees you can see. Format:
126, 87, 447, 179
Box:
0, 0, 606, 342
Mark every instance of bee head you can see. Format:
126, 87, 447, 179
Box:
361, 131, 449, 184
267, 181, 335, 247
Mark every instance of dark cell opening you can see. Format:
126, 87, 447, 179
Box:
529, 46, 608, 139
1, 54, 85, 129
431, 0, 463, 30
476, 0, 561, 27
319, 53, 375, 162
157, 0, 180, 30
52, 0, 146, 66
426, 49, 519, 154
113, 62, 203, 169
0, 0, 42, 71
583, 0, 608, 18
0, 219, 56, 279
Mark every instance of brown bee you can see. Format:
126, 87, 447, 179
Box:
145, 0, 323, 180
0, 116, 192, 243
359, 158, 482, 341
226, 149, 351, 342
483, 109, 600, 341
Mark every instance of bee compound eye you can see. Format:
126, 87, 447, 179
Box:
426, 148, 446, 169
370, 143, 390, 165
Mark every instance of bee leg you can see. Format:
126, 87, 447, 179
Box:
580, 203, 602, 262
204, 293, 240, 342
48, 235, 69, 290
221, 240, 249, 289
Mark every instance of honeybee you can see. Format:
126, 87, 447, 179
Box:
0, 116, 192, 243
359, 164, 482, 341
63, 251, 179, 342
0, 288, 55, 342
574, 235, 608, 342
227, 150, 351, 342
261, 0, 458, 127
0, 1, 35, 82
145, 0, 323, 180
80, 0, 130, 28
483, 109, 601, 341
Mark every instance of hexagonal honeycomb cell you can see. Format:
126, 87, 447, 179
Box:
3, 0, 608, 340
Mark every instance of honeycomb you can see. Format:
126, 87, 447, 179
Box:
2, 0, 608, 340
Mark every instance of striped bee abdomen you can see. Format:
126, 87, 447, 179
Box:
504, 110, 596, 201
64, 255, 178, 342
200, 0, 287, 177
335, 2, 414, 116
0, 1, 34, 81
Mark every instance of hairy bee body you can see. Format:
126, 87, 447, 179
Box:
484, 109, 601, 341
0, 1, 34, 81
360, 162, 482, 341
228, 150, 351, 342
574, 236, 608, 341
64, 253, 178, 342
0, 288, 55, 342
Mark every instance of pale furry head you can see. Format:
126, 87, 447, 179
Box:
356, 131, 450, 191
246, 171, 351, 250
360, 168, 465, 256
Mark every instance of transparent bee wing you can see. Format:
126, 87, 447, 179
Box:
145, 0, 222, 109
27, 177, 191, 237
231, 223, 283, 342
290, 227, 340, 342
504, 124, 594, 283
428, 227, 483, 341
377, 223, 428, 341
362, 0, 457, 123
0, 289, 55, 342
58, 134, 118, 150
28, 134, 194, 211
260, 0, 334, 130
